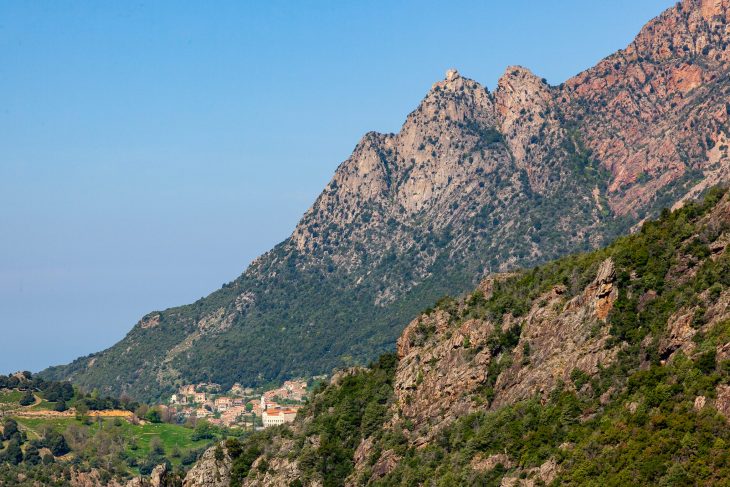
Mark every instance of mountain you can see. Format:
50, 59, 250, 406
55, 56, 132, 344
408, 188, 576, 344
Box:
42, 0, 730, 402
187, 186, 730, 486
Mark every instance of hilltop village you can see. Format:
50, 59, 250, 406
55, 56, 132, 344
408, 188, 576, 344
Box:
165, 378, 317, 429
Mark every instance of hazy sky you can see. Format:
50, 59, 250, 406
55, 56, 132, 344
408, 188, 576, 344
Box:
0, 0, 674, 373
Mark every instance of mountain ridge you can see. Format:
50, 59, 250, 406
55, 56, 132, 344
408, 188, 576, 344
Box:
42, 0, 730, 403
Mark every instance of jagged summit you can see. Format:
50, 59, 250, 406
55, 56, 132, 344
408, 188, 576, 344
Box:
429, 67, 479, 95
497, 65, 542, 84
445, 67, 460, 81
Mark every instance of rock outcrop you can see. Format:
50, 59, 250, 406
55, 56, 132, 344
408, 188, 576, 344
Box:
387, 258, 620, 448
183, 443, 232, 487
125, 464, 174, 487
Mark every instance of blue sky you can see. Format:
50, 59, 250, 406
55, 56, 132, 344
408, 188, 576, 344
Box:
0, 0, 674, 373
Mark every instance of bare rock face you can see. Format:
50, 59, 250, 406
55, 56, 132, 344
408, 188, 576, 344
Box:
370, 449, 400, 480
393, 314, 496, 445
125, 465, 171, 487
715, 384, 730, 420
492, 259, 619, 409
594, 259, 618, 320
68, 469, 126, 487
183, 443, 231, 487
500, 458, 558, 487
494, 66, 555, 179
471, 453, 515, 473
243, 455, 305, 487
658, 311, 697, 360
295, 67, 499, 238
386, 259, 620, 448
695, 395, 707, 410
563, 0, 730, 214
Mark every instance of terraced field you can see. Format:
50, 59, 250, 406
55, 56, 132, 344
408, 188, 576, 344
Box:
1, 388, 219, 474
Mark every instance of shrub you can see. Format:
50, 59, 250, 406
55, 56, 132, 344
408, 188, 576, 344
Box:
19, 390, 35, 406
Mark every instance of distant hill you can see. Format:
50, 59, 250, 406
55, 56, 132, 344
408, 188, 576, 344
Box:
43, 0, 730, 402
0, 371, 217, 486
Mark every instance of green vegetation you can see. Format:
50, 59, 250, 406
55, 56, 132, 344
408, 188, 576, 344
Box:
374, 341, 730, 485
0, 371, 231, 484
1, 413, 223, 484
5, 194, 727, 485
296, 353, 398, 485
0, 390, 23, 407
226, 353, 398, 487
223, 188, 730, 485
0, 371, 129, 414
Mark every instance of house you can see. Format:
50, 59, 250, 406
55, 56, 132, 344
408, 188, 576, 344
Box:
220, 405, 247, 426
283, 380, 307, 400
194, 392, 207, 404
248, 399, 261, 415
260, 395, 280, 413
214, 397, 232, 411
179, 385, 196, 396
170, 394, 188, 405
262, 407, 298, 427
260, 380, 308, 404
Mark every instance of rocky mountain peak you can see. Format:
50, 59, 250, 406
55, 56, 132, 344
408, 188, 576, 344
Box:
494, 65, 554, 170
429, 68, 466, 92
496, 65, 541, 85
445, 67, 460, 81
494, 66, 551, 119
292, 69, 501, 246
557, 0, 730, 215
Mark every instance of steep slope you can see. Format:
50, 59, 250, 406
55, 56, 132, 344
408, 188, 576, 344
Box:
203, 186, 730, 486
43, 0, 730, 402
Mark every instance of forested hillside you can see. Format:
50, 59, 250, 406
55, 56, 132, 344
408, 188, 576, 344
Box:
195, 186, 730, 486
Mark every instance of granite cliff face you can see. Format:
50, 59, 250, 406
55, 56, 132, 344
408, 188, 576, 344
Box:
563, 0, 730, 214
44, 0, 730, 402
389, 258, 620, 449
182, 445, 231, 487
